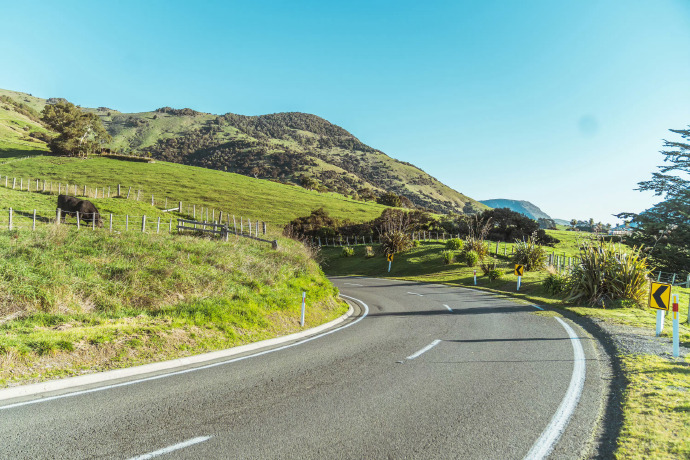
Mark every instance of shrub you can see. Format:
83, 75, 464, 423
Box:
341, 247, 355, 257
365, 246, 375, 258
446, 238, 464, 251
488, 268, 505, 281
379, 231, 413, 255
442, 250, 455, 265
412, 240, 420, 247
512, 233, 547, 271
567, 241, 650, 307
465, 250, 478, 267
464, 237, 489, 260
543, 269, 570, 296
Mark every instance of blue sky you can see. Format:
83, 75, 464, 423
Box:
2, 0, 689, 223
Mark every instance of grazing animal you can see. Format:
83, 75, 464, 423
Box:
57, 195, 103, 227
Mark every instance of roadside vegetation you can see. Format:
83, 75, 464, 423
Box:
0, 226, 346, 386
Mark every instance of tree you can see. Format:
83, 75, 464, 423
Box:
570, 219, 577, 229
41, 100, 111, 157
377, 192, 402, 207
617, 126, 690, 272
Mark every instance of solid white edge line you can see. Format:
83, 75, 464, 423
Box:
406, 339, 442, 360
443, 304, 453, 312
128, 435, 212, 460
0, 297, 369, 411
523, 311, 586, 460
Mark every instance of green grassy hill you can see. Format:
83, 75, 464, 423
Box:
0, 88, 487, 215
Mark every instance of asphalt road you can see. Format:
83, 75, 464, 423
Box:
0, 277, 606, 459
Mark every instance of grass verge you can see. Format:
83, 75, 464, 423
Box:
0, 226, 347, 387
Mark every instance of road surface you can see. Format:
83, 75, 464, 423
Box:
0, 277, 606, 459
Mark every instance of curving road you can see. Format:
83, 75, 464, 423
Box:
0, 277, 606, 459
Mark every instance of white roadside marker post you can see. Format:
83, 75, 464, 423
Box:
300, 292, 306, 327
672, 294, 679, 357
517, 276, 521, 291
656, 310, 665, 336
473, 269, 477, 285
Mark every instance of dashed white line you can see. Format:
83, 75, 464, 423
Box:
128, 436, 212, 460
523, 308, 586, 460
407, 292, 424, 296
344, 283, 364, 286
443, 304, 453, 312
406, 339, 442, 360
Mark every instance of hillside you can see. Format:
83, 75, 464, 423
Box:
0, 88, 486, 215
480, 198, 552, 221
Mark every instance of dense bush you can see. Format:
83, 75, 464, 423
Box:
365, 246, 375, 258
463, 237, 489, 260
488, 268, 505, 281
465, 250, 478, 267
341, 247, 355, 257
380, 231, 413, 255
566, 242, 650, 307
446, 238, 464, 250
512, 234, 547, 271
442, 250, 455, 265
543, 270, 570, 296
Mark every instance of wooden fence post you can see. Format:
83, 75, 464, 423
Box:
179, 201, 182, 213
92, 212, 96, 230
193, 205, 196, 219
219, 211, 223, 224
20, 178, 22, 190
152, 195, 154, 206
126, 215, 129, 231
32, 209, 36, 231
109, 214, 113, 232
137, 190, 140, 201
12, 177, 16, 189
56, 208, 61, 224
83, 185, 86, 196
108, 186, 111, 198
126, 187, 131, 199
76, 212, 80, 230
141, 215, 146, 233
263, 222, 266, 235
156, 217, 160, 233
169, 218, 172, 233
233, 215, 237, 234
8, 208, 12, 230
36, 179, 39, 191
118, 184, 121, 196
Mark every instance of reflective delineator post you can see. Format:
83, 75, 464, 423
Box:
473, 270, 477, 285
672, 294, 679, 357
517, 276, 522, 291
300, 291, 306, 327
656, 310, 665, 336
388, 261, 392, 273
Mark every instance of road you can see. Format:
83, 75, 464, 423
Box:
0, 277, 606, 459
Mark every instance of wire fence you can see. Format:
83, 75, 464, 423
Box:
0, 207, 272, 243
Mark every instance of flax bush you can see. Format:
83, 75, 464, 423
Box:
512, 233, 547, 271
379, 231, 412, 255
567, 241, 650, 307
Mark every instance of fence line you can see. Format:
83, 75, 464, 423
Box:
0, 208, 270, 241
0, 172, 272, 235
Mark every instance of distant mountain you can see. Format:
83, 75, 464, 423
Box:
480, 199, 552, 221
0, 88, 488, 215
553, 219, 570, 227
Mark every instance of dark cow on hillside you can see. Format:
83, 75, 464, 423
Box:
57, 195, 103, 227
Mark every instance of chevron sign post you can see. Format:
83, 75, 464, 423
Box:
649, 282, 671, 336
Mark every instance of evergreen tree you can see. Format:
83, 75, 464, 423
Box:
41, 100, 112, 157
618, 126, 690, 272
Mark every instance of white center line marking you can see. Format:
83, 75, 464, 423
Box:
406, 339, 442, 360
344, 283, 364, 286
523, 308, 586, 460
129, 436, 212, 460
443, 304, 453, 312
407, 292, 424, 296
